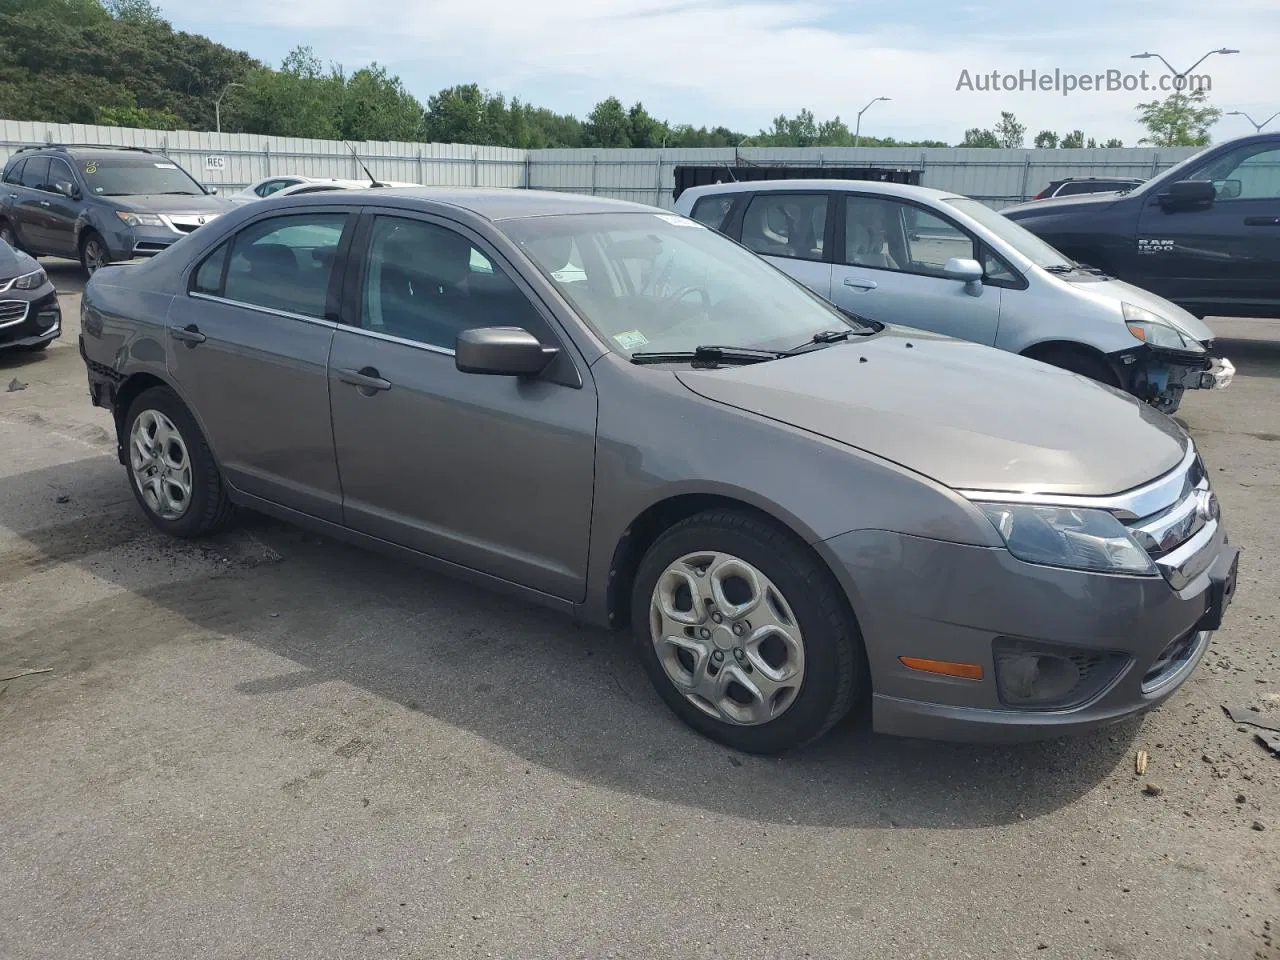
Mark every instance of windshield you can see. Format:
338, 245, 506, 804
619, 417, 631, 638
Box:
77, 156, 205, 197
500, 212, 872, 357
943, 197, 1076, 270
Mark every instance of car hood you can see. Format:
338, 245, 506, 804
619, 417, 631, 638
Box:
1065, 275, 1215, 343
675, 327, 1188, 495
105, 194, 235, 215
0, 240, 37, 280
1002, 192, 1128, 219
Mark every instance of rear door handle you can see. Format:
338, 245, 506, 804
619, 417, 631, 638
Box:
337, 367, 392, 393
1244, 216, 1280, 226
842, 276, 878, 290
7, 194, 18, 201
38, 201, 50, 207
170, 323, 206, 345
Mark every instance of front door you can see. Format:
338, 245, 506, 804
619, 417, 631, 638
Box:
733, 191, 834, 299
829, 194, 1002, 345
328, 212, 597, 601
1134, 143, 1280, 315
42, 157, 82, 258
166, 208, 353, 523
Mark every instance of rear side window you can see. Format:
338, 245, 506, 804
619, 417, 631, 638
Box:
2, 159, 25, 185
740, 193, 827, 262
689, 195, 734, 231
222, 213, 348, 319
20, 157, 49, 190
191, 241, 230, 295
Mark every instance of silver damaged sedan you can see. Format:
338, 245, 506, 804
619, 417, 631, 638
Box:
78, 188, 1241, 754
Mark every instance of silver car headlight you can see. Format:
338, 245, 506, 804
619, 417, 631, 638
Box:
977, 502, 1156, 575
115, 211, 165, 228
0, 267, 45, 292
1122, 302, 1204, 353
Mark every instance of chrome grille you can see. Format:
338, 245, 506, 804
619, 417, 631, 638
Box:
162, 213, 218, 234
1123, 449, 1220, 590
0, 300, 28, 327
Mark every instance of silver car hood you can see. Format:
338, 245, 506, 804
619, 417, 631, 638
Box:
675, 327, 1188, 496
1065, 275, 1215, 343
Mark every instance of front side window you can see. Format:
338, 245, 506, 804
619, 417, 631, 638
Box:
1194, 145, 1280, 200
78, 156, 204, 197
845, 196, 976, 278
689, 195, 734, 231
502, 211, 874, 358
943, 196, 1075, 270
361, 216, 548, 351
740, 193, 827, 261
222, 213, 348, 318
47, 158, 76, 192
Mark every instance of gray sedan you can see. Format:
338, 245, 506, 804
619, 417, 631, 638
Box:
78, 188, 1239, 753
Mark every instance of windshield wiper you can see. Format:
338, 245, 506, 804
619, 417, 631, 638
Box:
1042, 264, 1076, 274
630, 345, 785, 367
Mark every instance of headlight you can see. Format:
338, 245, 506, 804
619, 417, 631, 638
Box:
115, 211, 165, 227
0, 267, 46, 292
1122, 302, 1204, 353
978, 502, 1156, 575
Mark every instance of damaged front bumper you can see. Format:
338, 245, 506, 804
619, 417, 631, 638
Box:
1116, 343, 1233, 413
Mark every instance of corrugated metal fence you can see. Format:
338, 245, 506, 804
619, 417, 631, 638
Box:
1, 119, 1206, 210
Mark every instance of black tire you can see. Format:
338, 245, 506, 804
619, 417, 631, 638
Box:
631, 509, 865, 754
1033, 346, 1120, 388
123, 386, 233, 538
79, 231, 109, 277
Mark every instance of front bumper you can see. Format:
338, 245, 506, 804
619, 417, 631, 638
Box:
821, 525, 1238, 743
0, 289, 61, 350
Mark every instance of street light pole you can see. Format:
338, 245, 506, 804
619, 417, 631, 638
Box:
215, 82, 245, 134
854, 97, 891, 148
1227, 110, 1280, 132
1130, 48, 1239, 92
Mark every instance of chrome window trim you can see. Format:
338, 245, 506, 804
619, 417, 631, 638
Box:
958, 443, 1198, 521
0, 300, 30, 328
188, 292, 337, 329
340, 324, 456, 357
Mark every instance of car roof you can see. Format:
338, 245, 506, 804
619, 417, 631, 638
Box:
287, 186, 658, 221
676, 178, 963, 204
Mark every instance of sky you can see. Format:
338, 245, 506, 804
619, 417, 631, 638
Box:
158, 0, 1280, 146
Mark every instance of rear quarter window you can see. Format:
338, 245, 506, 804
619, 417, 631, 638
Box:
689, 195, 735, 231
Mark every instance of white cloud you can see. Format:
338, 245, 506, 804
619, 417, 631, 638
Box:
167, 0, 1280, 144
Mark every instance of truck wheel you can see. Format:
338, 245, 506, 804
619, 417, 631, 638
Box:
80, 231, 110, 276
631, 508, 866, 755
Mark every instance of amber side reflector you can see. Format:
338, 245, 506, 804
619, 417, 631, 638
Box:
899, 657, 984, 681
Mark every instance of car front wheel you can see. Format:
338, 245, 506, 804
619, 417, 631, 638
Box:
80, 231, 109, 276
124, 386, 233, 538
631, 509, 865, 754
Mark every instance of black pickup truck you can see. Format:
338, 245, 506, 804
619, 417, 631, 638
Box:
1003, 133, 1280, 319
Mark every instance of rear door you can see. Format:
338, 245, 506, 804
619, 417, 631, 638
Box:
167, 207, 355, 522
1134, 142, 1280, 314
327, 210, 598, 600
12, 156, 51, 253
829, 193, 1002, 345
728, 191, 834, 299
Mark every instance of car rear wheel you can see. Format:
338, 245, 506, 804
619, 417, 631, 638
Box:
80, 231, 109, 276
124, 386, 232, 538
631, 509, 865, 754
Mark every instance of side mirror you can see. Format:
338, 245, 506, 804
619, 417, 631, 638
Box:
943, 257, 984, 296
455, 326, 557, 377
54, 180, 78, 199
1158, 179, 1216, 210
206, 186, 219, 195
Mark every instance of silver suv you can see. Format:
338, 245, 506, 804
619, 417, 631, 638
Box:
674, 179, 1234, 414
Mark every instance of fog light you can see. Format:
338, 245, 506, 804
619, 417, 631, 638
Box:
993, 639, 1129, 710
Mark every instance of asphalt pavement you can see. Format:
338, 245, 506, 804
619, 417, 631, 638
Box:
1, 262, 1277, 959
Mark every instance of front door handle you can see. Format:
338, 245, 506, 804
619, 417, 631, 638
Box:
38, 201, 50, 208
338, 367, 392, 393
842, 276, 878, 290
170, 323, 206, 346
1244, 216, 1280, 226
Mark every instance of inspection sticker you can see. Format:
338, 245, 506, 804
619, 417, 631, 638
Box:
614, 330, 650, 349
654, 214, 702, 228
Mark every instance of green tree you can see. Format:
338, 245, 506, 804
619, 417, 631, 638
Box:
1060, 129, 1085, 148
335, 64, 424, 141
103, 0, 164, 24
994, 111, 1025, 148
1102, 137, 1124, 148
1034, 130, 1059, 148
583, 97, 632, 147
97, 103, 181, 128
1136, 89, 1221, 146
961, 127, 1000, 148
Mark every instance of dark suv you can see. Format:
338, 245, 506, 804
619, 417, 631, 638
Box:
1030, 177, 1145, 200
0, 144, 233, 276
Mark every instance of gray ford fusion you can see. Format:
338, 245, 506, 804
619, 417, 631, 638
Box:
78, 188, 1239, 754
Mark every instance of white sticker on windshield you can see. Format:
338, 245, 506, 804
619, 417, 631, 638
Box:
614, 330, 649, 350
154, 163, 178, 169
654, 214, 702, 228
